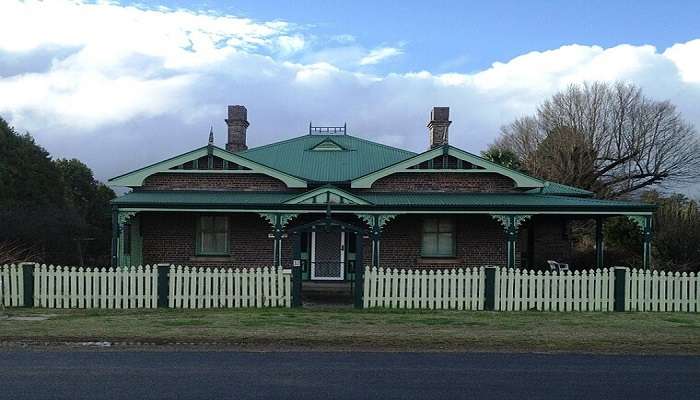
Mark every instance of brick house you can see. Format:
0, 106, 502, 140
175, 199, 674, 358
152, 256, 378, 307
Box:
109, 105, 655, 284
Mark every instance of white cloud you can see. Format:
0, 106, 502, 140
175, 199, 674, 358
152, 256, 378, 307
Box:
359, 47, 403, 65
663, 39, 700, 83
0, 1, 699, 197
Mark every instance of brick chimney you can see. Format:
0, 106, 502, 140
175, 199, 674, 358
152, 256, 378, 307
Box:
427, 106, 451, 149
225, 105, 249, 152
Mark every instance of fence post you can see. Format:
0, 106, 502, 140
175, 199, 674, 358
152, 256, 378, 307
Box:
20, 262, 35, 307
157, 264, 170, 308
484, 266, 498, 311
613, 266, 627, 312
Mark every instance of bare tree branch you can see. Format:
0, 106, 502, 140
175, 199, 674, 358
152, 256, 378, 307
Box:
492, 81, 700, 198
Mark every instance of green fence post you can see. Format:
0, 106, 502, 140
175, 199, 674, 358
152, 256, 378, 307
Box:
613, 266, 627, 312
20, 262, 35, 307
157, 264, 170, 308
484, 266, 497, 311
353, 234, 364, 309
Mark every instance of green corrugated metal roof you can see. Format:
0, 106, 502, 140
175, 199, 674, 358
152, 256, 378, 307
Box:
526, 181, 594, 197
113, 191, 293, 206
113, 190, 653, 212
237, 134, 416, 182
360, 193, 651, 210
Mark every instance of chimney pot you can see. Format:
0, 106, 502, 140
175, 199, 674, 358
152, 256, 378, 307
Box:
225, 105, 249, 152
427, 106, 451, 149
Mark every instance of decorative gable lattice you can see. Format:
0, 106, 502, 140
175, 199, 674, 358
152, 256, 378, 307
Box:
169, 155, 251, 171
108, 145, 307, 188
284, 187, 370, 205
407, 154, 484, 170
351, 145, 544, 189
309, 139, 346, 152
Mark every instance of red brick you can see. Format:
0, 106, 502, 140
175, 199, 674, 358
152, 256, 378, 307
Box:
365, 172, 517, 193
141, 173, 288, 191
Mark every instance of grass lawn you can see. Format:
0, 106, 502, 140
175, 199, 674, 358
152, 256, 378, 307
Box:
2, 308, 700, 354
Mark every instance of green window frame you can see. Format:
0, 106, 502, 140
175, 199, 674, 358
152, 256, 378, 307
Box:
421, 217, 455, 257
196, 215, 229, 255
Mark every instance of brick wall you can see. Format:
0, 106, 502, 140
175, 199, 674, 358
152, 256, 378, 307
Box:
141, 212, 275, 268
366, 172, 517, 193
141, 172, 288, 191
376, 214, 570, 268
139, 211, 571, 271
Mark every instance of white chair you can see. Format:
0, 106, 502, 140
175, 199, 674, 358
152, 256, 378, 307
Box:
547, 260, 570, 273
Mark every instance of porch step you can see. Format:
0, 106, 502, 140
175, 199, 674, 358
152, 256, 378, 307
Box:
302, 281, 352, 295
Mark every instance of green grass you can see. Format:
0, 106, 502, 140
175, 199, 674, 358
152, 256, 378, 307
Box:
2, 308, 700, 354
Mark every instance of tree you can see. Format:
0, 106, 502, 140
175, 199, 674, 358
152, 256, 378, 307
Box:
0, 116, 115, 265
490, 82, 700, 198
0, 118, 67, 207
480, 148, 522, 171
55, 159, 115, 265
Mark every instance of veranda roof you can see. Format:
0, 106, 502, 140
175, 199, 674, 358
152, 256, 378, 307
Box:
112, 190, 653, 213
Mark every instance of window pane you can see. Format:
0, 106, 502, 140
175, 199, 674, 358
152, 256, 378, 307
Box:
202, 232, 215, 253
214, 216, 227, 232
422, 233, 438, 256
214, 233, 227, 253
423, 218, 438, 233
437, 233, 454, 256
438, 218, 454, 233
201, 216, 213, 232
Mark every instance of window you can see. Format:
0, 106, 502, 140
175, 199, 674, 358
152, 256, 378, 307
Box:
422, 217, 455, 257
197, 216, 229, 255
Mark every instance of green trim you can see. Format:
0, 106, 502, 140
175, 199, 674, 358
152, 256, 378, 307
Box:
108, 145, 307, 188
116, 207, 654, 215
351, 145, 545, 189
284, 186, 372, 205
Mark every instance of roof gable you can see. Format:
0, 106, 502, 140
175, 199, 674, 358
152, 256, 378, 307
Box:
284, 186, 371, 205
238, 135, 416, 182
108, 145, 307, 188
351, 145, 546, 189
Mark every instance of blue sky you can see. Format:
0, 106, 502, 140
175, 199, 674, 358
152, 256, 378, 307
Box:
1, 1, 699, 195
147, 0, 700, 73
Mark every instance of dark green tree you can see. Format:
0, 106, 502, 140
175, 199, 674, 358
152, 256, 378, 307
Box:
0, 116, 115, 265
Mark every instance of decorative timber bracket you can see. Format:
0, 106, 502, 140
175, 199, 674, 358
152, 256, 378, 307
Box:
627, 215, 654, 269
356, 213, 398, 238
117, 211, 138, 234
490, 214, 531, 269
627, 215, 653, 241
259, 213, 299, 238
259, 213, 299, 266
490, 214, 531, 240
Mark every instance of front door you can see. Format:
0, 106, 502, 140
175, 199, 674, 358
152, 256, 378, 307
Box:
310, 231, 345, 280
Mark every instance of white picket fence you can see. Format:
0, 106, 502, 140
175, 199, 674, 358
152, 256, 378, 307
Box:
169, 266, 291, 308
0, 264, 25, 307
494, 268, 616, 311
363, 267, 485, 310
626, 269, 699, 312
34, 264, 159, 308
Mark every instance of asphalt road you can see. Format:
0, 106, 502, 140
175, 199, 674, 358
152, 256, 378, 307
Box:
0, 351, 698, 399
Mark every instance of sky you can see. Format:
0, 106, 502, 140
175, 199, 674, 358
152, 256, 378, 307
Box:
1, 0, 699, 196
